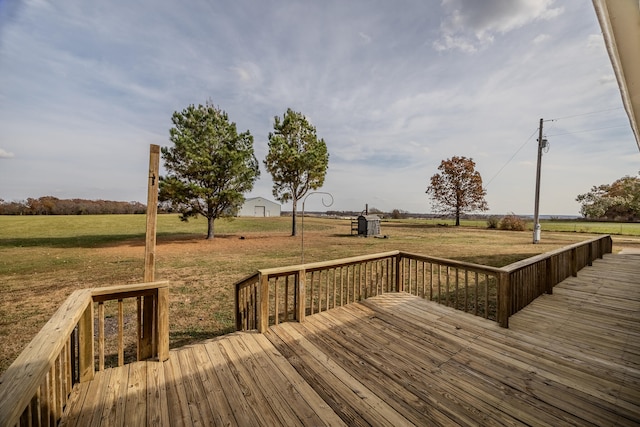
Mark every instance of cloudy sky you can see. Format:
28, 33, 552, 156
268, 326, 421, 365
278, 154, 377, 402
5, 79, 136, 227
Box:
0, 0, 638, 215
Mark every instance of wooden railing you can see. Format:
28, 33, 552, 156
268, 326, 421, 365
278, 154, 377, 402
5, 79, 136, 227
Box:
0, 281, 169, 427
397, 252, 504, 321
500, 235, 612, 327
235, 251, 399, 332
235, 235, 613, 332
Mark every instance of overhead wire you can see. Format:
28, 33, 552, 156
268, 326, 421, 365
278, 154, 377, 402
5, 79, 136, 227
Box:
549, 107, 623, 121
483, 107, 626, 189
546, 124, 628, 137
484, 128, 538, 189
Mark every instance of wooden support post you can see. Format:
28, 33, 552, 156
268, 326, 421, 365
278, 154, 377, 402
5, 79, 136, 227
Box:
296, 270, 306, 323
497, 271, 511, 328
545, 257, 554, 295
235, 283, 242, 331
259, 274, 269, 333
157, 287, 169, 361
78, 302, 94, 382
395, 255, 402, 292
571, 247, 578, 277
588, 242, 593, 266
145, 144, 160, 282
139, 297, 154, 360
140, 145, 161, 360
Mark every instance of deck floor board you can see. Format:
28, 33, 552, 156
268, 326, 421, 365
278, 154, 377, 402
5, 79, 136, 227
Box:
60, 253, 640, 426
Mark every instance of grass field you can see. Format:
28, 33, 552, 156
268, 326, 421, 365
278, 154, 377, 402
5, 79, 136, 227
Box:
1, 214, 639, 375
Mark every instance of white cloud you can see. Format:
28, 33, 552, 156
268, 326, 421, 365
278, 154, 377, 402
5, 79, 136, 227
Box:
599, 75, 616, 85
0, 149, 15, 159
435, 0, 564, 52
587, 33, 604, 49
532, 34, 550, 44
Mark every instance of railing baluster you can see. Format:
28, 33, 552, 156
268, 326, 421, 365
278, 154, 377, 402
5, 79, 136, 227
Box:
333, 267, 342, 308
274, 276, 279, 325
118, 299, 124, 366
98, 301, 105, 371
464, 270, 469, 313
484, 274, 489, 319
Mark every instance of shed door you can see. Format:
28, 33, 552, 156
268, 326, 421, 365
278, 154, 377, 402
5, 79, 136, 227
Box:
254, 206, 266, 217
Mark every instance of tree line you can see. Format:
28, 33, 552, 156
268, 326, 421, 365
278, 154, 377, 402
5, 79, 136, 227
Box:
0, 196, 146, 215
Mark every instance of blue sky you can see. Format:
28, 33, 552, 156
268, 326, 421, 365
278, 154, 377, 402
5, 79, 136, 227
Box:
0, 0, 638, 215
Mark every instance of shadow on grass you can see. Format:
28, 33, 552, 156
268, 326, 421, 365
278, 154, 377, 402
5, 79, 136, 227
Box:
0, 232, 215, 248
0, 234, 146, 248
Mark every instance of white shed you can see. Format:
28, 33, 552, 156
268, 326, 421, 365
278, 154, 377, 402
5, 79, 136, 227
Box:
238, 197, 281, 217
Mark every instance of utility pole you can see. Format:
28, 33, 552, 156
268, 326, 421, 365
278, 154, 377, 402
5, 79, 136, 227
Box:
533, 119, 546, 244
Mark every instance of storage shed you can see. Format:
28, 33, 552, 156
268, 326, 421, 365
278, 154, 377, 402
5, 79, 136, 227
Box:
238, 197, 281, 217
355, 214, 381, 236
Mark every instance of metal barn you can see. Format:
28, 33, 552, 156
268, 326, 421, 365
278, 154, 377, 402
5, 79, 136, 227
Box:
238, 197, 281, 217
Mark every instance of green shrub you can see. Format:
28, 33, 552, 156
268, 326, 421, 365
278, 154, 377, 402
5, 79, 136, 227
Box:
486, 216, 499, 229
499, 213, 526, 231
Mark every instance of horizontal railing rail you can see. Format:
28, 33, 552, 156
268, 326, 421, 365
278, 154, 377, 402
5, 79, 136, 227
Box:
235, 236, 613, 332
0, 281, 169, 427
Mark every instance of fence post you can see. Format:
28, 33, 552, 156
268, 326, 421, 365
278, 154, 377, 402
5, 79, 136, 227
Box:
588, 242, 593, 266
497, 271, 511, 328
258, 273, 269, 333
78, 301, 94, 382
296, 269, 306, 323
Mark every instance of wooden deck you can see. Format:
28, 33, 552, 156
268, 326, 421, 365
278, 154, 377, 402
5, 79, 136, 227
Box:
60, 253, 640, 426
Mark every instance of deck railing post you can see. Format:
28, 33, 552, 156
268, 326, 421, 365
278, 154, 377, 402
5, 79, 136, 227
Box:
258, 273, 269, 333
588, 242, 593, 266
235, 282, 241, 331
545, 257, 554, 295
395, 254, 402, 292
138, 296, 154, 360
497, 271, 511, 328
571, 247, 578, 277
78, 301, 94, 382
295, 269, 306, 323
157, 287, 169, 361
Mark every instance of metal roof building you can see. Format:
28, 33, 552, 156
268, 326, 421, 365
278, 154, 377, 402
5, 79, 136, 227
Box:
238, 197, 281, 217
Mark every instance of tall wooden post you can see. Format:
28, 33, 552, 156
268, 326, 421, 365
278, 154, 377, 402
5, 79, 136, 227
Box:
140, 145, 160, 360
144, 144, 160, 282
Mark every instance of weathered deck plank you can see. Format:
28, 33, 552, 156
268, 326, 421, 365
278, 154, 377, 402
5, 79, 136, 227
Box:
60, 253, 640, 426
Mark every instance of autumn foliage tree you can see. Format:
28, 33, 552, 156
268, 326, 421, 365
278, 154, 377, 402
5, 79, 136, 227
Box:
426, 156, 488, 226
264, 108, 329, 236
576, 174, 640, 220
159, 102, 260, 239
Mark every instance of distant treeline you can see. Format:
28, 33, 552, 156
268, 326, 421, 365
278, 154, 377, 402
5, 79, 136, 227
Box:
0, 196, 146, 215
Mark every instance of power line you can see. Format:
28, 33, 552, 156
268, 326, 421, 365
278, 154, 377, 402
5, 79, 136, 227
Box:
546, 124, 628, 137
482, 107, 624, 189
484, 128, 538, 189
549, 107, 623, 121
